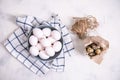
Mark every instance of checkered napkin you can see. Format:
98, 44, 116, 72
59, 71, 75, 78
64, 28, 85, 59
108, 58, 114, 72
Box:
4, 15, 74, 76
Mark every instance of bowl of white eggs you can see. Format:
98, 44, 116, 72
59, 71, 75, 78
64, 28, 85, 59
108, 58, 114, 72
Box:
27, 26, 63, 61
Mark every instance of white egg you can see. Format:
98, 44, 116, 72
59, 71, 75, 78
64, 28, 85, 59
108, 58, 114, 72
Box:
39, 50, 49, 59
45, 47, 55, 56
47, 37, 56, 44
38, 35, 46, 42
33, 28, 43, 38
29, 46, 39, 56
40, 38, 51, 47
36, 43, 44, 51
42, 28, 51, 37
53, 41, 62, 52
51, 30, 61, 40
29, 35, 38, 46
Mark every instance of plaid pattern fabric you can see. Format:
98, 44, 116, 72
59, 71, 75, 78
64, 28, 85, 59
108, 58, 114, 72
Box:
4, 15, 74, 76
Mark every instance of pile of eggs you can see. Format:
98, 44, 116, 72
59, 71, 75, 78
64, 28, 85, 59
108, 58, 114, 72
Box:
86, 43, 103, 58
29, 27, 62, 60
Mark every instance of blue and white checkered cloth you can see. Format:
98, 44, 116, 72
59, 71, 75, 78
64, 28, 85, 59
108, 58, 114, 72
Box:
4, 15, 74, 76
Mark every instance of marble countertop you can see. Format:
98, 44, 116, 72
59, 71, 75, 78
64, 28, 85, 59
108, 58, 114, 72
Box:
0, 0, 120, 80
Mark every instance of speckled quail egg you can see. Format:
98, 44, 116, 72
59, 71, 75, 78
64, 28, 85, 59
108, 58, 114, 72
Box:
95, 48, 101, 55
86, 46, 94, 53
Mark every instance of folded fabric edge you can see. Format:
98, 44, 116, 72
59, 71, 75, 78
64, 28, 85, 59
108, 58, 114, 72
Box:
3, 15, 75, 75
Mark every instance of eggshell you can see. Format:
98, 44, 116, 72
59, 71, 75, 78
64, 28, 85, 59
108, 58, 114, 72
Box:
47, 37, 56, 44
38, 35, 46, 41
39, 50, 49, 59
29, 35, 38, 46
51, 30, 61, 40
40, 38, 51, 47
29, 46, 39, 56
53, 41, 62, 52
45, 47, 55, 56
33, 28, 43, 38
42, 28, 51, 37
36, 43, 44, 51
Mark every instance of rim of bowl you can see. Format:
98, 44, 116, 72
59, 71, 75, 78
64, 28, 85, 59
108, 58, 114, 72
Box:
27, 26, 63, 61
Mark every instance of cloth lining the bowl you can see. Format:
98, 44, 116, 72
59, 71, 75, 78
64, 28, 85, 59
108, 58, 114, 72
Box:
4, 15, 74, 76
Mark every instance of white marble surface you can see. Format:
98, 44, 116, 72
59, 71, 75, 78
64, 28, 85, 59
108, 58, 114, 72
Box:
0, 0, 120, 80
